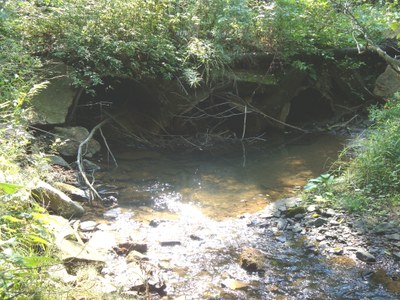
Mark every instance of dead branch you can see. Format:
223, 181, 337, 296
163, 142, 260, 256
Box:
77, 119, 109, 202
99, 127, 118, 168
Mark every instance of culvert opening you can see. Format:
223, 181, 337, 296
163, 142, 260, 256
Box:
77, 78, 159, 120
74, 78, 164, 143
286, 88, 333, 125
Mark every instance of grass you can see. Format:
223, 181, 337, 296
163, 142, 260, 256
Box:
304, 92, 400, 216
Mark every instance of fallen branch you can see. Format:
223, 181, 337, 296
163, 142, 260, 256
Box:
246, 103, 308, 133
77, 119, 109, 202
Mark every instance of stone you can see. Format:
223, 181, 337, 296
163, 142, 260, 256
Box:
149, 219, 165, 227
239, 247, 266, 272
284, 206, 306, 218
324, 208, 336, 217
276, 236, 287, 243
30, 63, 77, 125
104, 208, 121, 219
356, 250, 376, 263
331, 247, 344, 255
276, 218, 288, 230
32, 180, 85, 218
312, 218, 328, 228
221, 278, 249, 290
46, 155, 71, 168
126, 250, 148, 263
393, 252, 400, 261
53, 182, 90, 202
52, 126, 101, 157
190, 234, 202, 241
259, 210, 277, 219
79, 221, 98, 232
118, 241, 148, 254
47, 265, 77, 284
373, 65, 400, 98
86, 231, 117, 256
386, 233, 400, 241
291, 224, 303, 234
307, 205, 317, 213
160, 240, 181, 247
325, 232, 337, 240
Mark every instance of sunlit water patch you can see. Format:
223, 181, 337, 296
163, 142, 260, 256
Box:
101, 133, 343, 220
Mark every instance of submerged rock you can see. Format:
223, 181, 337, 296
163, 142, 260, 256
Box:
240, 247, 266, 272
356, 250, 376, 263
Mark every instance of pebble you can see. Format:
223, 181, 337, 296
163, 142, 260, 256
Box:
160, 240, 181, 247
307, 205, 317, 213
356, 250, 376, 262
386, 233, 400, 241
393, 252, 400, 260
313, 218, 328, 227
324, 208, 336, 217
80, 220, 98, 232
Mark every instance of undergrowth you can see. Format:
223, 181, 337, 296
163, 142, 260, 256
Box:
304, 92, 400, 216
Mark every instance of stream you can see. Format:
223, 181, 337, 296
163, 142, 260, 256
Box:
92, 133, 399, 299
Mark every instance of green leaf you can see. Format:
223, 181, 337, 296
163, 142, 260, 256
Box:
26, 234, 49, 246
0, 182, 23, 194
1, 215, 24, 223
22, 256, 56, 268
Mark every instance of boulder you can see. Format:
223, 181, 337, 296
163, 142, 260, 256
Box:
373, 65, 400, 98
32, 180, 85, 218
30, 63, 77, 125
45, 155, 71, 169
53, 182, 90, 202
52, 126, 101, 157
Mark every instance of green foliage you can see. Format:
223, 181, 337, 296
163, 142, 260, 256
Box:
304, 173, 335, 192
5, 0, 396, 89
332, 93, 400, 212
0, 186, 58, 299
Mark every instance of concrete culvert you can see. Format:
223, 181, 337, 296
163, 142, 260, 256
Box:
286, 88, 333, 125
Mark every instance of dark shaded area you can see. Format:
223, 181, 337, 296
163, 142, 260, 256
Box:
286, 88, 333, 125
77, 78, 160, 125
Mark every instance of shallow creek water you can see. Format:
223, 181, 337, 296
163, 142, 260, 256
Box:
97, 133, 399, 299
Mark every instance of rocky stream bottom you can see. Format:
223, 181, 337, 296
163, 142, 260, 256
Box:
50, 196, 400, 300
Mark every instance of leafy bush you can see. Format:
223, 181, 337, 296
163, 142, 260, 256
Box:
0, 5, 63, 298
335, 92, 400, 211
0, 124, 62, 298
6, 0, 397, 89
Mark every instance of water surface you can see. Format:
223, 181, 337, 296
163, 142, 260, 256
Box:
104, 133, 343, 220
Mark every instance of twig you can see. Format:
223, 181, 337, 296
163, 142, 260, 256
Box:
247, 103, 308, 133
241, 104, 247, 141
77, 119, 109, 202
99, 128, 118, 168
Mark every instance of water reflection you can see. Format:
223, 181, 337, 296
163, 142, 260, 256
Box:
102, 133, 344, 220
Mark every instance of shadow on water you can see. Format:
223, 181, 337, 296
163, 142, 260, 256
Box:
97, 133, 400, 299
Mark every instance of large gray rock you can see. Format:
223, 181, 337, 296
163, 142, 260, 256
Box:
374, 65, 400, 98
32, 180, 85, 218
53, 182, 90, 202
52, 126, 101, 157
30, 63, 77, 125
